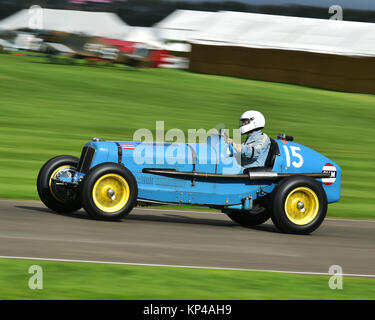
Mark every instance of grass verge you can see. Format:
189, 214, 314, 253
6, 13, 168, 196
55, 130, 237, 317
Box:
0, 258, 374, 300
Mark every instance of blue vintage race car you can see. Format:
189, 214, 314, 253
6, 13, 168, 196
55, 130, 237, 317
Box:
37, 132, 341, 234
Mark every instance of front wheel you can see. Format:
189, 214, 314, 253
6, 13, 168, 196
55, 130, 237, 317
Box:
271, 176, 327, 234
80, 163, 138, 220
37, 155, 82, 213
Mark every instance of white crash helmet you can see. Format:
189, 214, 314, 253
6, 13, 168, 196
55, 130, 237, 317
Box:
239, 110, 265, 135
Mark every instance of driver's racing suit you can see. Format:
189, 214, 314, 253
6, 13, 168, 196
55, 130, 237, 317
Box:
241, 130, 271, 169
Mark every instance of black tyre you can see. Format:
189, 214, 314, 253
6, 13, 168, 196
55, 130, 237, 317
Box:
271, 175, 327, 234
80, 163, 138, 220
226, 206, 271, 227
37, 155, 82, 213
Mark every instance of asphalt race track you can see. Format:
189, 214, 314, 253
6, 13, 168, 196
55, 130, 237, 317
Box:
0, 200, 374, 277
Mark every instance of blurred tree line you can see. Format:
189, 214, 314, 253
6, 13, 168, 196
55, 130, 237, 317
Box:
0, 0, 374, 26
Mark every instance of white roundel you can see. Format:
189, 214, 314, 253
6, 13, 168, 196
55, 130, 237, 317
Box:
322, 163, 337, 186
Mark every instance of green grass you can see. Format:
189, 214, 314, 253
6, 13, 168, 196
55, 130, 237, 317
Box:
0, 53, 374, 218
0, 258, 374, 299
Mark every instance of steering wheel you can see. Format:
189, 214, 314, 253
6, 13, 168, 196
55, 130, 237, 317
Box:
220, 130, 234, 156
227, 141, 234, 156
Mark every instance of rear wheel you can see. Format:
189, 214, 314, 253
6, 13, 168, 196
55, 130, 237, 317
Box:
37, 155, 82, 213
80, 163, 138, 220
271, 176, 327, 234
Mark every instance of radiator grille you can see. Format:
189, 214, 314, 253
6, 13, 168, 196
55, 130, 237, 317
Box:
77, 146, 95, 173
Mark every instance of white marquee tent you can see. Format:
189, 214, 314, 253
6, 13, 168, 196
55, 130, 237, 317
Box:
155, 9, 375, 56
0, 8, 130, 39
154, 9, 218, 42
123, 26, 163, 48
193, 11, 375, 57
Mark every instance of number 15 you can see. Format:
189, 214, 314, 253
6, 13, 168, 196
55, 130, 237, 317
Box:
283, 145, 304, 168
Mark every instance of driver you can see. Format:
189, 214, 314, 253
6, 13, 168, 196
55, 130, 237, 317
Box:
227, 110, 271, 169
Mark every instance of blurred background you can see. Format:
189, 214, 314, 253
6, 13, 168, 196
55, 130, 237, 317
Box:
0, 0, 374, 219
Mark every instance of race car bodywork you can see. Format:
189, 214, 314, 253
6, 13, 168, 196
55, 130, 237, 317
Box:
37, 133, 341, 234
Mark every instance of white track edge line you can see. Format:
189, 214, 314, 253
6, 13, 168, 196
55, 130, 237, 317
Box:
0, 255, 374, 278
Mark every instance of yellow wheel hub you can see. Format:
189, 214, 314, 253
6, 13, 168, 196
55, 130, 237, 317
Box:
49, 165, 74, 203
92, 174, 130, 213
284, 187, 319, 225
